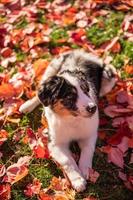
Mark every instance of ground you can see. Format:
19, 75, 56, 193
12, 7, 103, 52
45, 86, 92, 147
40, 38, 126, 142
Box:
0, 1, 133, 200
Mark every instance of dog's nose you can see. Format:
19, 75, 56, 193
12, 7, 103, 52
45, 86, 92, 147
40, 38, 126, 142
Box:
86, 104, 97, 114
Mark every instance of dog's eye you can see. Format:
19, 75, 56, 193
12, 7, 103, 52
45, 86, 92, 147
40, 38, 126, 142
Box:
80, 82, 89, 94
61, 93, 77, 111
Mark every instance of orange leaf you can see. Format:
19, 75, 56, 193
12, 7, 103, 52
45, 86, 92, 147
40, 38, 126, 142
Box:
50, 177, 69, 191
34, 145, 49, 159
33, 59, 49, 80
111, 41, 121, 53
39, 191, 54, 200
41, 116, 48, 128
125, 65, 133, 75
0, 0, 13, 3
0, 130, 8, 146
0, 83, 16, 99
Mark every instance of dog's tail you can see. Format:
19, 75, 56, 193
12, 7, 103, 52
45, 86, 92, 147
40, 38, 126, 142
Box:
100, 64, 118, 97
19, 96, 40, 113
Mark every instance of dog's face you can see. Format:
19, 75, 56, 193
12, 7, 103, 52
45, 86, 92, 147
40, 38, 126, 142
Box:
38, 75, 97, 118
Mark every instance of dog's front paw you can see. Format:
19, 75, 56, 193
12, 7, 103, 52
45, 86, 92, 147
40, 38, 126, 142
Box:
79, 164, 90, 180
19, 101, 33, 113
103, 64, 117, 80
71, 177, 86, 192
19, 97, 40, 113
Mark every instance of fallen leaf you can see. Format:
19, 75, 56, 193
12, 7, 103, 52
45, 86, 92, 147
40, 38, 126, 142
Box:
89, 168, 100, 183
108, 147, 124, 168
33, 59, 49, 80
0, 165, 6, 178
39, 191, 54, 200
83, 197, 98, 200
50, 177, 69, 191
0, 83, 16, 100
107, 123, 132, 145
0, 130, 8, 146
0, 184, 11, 200
125, 65, 133, 74
104, 105, 132, 118
128, 137, 133, 148
110, 41, 121, 53
24, 178, 42, 197
34, 144, 49, 159
4, 156, 31, 184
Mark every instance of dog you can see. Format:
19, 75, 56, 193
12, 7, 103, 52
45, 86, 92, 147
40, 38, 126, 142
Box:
19, 50, 117, 192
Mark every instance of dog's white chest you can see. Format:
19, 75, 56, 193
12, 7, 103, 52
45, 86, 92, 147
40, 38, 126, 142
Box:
45, 108, 99, 144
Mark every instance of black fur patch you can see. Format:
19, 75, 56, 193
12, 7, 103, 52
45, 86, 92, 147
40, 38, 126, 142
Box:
84, 61, 104, 96
38, 76, 78, 111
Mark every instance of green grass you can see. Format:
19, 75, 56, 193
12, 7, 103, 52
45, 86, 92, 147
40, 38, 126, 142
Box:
86, 12, 124, 47
0, 2, 132, 199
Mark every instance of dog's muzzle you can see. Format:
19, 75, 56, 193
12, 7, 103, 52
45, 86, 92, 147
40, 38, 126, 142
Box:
86, 103, 97, 115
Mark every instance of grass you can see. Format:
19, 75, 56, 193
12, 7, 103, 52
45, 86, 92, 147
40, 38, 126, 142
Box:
0, 1, 133, 199
86, 11, 124, 47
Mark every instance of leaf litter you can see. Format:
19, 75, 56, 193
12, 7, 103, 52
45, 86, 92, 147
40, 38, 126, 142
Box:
0, 0, 133, 199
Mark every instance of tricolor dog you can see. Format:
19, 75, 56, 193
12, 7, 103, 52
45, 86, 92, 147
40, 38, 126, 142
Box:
19, 50, 117, 192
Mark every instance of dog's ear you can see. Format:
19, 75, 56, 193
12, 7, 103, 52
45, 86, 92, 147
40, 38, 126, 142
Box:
38, 76, 65, 106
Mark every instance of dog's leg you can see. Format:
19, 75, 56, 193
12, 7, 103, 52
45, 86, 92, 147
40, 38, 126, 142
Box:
100, 65, 117, 97
19, 96, 40, 113
49, 142, 86, 192
78, 134, 97, 179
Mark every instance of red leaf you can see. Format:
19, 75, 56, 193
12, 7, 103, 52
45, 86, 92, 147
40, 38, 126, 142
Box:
118, 171, 127, 181
83, 197, 98, 200
88, 168, 100, 183
4, 156, 31, 184
107, 123, 132, 145
117, 137, 129, 153
108, 147, 124, 168
128, 137, 133, 148
104, 105, 132, 118
0, 165, 6, 178
110, 41, 121, 53
99, 117, 108, 126
0, 184, 11, 200
1, 47, 12, 58
34, 144, 49, 159
98, 131, 106, 140
116, 90, 129, 104
100, 146, 124, 168
71, 29, 86, 43
26, 128, 49, 158
24, 178, 42, 197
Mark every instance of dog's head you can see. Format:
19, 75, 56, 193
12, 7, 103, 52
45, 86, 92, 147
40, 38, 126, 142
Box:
38, 75, 97, 118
